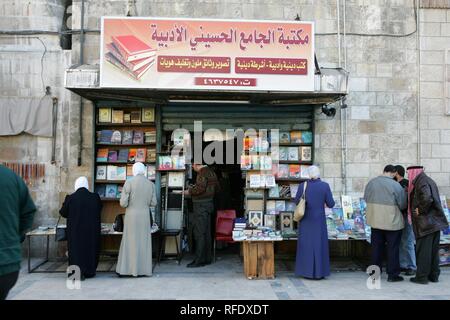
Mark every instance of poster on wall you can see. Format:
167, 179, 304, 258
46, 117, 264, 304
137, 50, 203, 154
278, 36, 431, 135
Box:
100, 17, 315, 91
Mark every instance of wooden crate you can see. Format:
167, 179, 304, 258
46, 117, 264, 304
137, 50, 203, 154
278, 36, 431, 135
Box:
242, 241, 275, 280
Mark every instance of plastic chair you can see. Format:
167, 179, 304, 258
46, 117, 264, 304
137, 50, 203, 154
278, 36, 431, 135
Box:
213, 210, 236, 263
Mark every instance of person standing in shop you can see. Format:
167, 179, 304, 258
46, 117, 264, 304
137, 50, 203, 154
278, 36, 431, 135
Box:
364, 165, 407, 282
408, 166, 449, 284
393, 165, 416, 276
116, 162, 157, 277
0, 164, 36, 300
59, 176, 102, 280
184, 162, 219, 268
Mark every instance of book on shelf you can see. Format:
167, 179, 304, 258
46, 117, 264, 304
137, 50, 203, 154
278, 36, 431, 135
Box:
290, 131, 302, 144
111, 35, 157, 62
300, 165, 310, 178
269, 131, 279, 144
173, 131, 190, 147
111, 130, 122, 144
289, 164, 301, 179
126, 164, 133, 179
290, 184, 300, 198
99, 130, 113, 143
122, 130, 133, 144
277, 164, 289, 179
172, 155, 185, 169
279, 147, 288, 161
142, 107, 155, 122
158, 156, 172, 170
144, 130, 156, 144
251, 155, 260, 170
98, 108, 111, 123
300, 146, 312, 161
285, 201, 296, 212
243, 137, 252, 151
266, 201, 276, 215
147, 165, 156, 180
240, 155, 252, 170
279, 185, 291, 198
128, 149, 137, 162
117, 185, 123, 199
288, 147, 299, 161
275, 200, 286, 212
271, 146, 279, 161
245, 188, 264, 198
341, 195, 354, 220
96, 165, 107, 180
96, 148, 108, 162
302, 131, 313, 144
112, 110, 124, 124
268, 186, 280, 198
271, 164, 279, 177
117, 149, 129, 162
106, 165, 118, 181
105, 52, 155, 81
146, 148, 156, 162
135, 148, 146, 162
264, 214, 276, 229
260, 138, 270, 153
265, 175, 276, 188
106, 42, 155, 71
95, 185, 106, 198
105, 184, 118, 198
168, 172, 184, 187
107, 150, 118, 162
249, 174, 261, 188
116, 166, 127, 181
247, 199, 264, 211
279, 132, 290, 144
123, 111, 131, 123
130, 110, 142, 123
260, 156, 272, 171
260, 175, 267, 188
133, 130, 144, 144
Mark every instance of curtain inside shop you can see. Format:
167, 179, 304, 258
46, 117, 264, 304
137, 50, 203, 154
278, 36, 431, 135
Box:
0, 96, 53, 137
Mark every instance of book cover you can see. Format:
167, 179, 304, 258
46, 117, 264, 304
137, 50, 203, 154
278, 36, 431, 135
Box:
96, 165, 107, 180
96, 148, 109, 162
341, 195, 354, 220
271, 146, 279, 161
111, 130, 122, 144
135, 148, 146, 162
96, 130, 102, 142
95, 185, 106, 198
251, 155, 260, 170
98, 108, 111, 123
158, 156, 172, 170
128, 149, 137, 162
279, 132, 290, 144
260, 138, 270, 153
271, 164, 278, 177
301, 131, 313, 144
108, 150, 118, 162
265, 175, 276, 188
106, 42, 155, 71
288, 147, 299, 161
275, 200, 286, 212
269, 131, 279, 144
111, 35, 157, 62
117, 186, 123, 199
243, 137, 251, 151
260, 155, 272, 171
279, 147, 288, 161
249, 174, 261, 188
248, 211, 263, 228
105, 184, 118, 198
106, 165, 118, 181
105, 52, 154, 80
116, 166, 127, 180
264, 215, 276, 229
131, 110, 141, 123
266, 201, 277, 215
168, 172, 184, 187
123, 112, 131, 123
99, 130, 113, 143
300, 165, 310, 178
144, 130, 156, 144
247, 199, 264, 211
142, 107, 155, 122
112, 109, 124, 124
147, 165, 156, 180
121, 130, 133, 144
277, 164, 289, 178
172, 155, 185, 169
290, 131, 302, 143
279, 185, 291, 198
285, 201, 296, 212
126, 164, 133, 179
133, 130, 144, 144
290, 184, 299, 198
289, 165, 301, 179
249, 137, 257, 153
301, 146, 312, 161
146, 148, 156, 162
117, 149, 129, 163
268, 186, 280, 198
240, 155, 252, 170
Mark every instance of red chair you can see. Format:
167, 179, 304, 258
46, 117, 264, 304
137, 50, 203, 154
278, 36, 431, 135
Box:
213, 210, 236, 263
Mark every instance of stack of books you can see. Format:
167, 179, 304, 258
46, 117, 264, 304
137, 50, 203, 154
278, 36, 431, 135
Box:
105, 35, 157, 80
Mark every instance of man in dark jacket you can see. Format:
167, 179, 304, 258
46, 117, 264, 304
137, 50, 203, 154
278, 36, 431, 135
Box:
409, 167, 449, 284
0, 165, 36, 299
184, 163, 219, 268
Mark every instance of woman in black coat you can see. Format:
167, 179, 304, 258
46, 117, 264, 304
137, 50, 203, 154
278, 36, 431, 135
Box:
59, 177, 102, 279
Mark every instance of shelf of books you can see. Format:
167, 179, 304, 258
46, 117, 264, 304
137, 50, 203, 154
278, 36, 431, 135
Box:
94, 105, 157, 251
235, 130, 313, 241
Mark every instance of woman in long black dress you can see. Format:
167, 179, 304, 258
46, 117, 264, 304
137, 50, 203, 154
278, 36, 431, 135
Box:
59, 177, 102, 279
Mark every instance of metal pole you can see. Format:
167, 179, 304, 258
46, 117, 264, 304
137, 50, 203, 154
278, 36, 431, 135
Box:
77, 0, 86, 166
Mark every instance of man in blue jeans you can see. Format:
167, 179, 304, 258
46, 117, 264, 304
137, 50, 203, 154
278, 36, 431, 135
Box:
394, 165, 416, 276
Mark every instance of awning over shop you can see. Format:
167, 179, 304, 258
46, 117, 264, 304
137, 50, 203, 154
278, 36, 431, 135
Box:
65, 64, 348, 105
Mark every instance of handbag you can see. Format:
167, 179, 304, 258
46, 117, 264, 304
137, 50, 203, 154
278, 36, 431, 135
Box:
293, 182, 308, 222
55, 216, 67, 241
113, 214, 125, 232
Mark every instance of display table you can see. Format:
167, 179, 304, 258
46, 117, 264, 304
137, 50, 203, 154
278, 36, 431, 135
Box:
238, 239, 282, 280
26, 224, 159, 273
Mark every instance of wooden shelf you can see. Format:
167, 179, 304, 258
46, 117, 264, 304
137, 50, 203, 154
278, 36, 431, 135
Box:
96, 143, 156, 147
96, 123, 156, 127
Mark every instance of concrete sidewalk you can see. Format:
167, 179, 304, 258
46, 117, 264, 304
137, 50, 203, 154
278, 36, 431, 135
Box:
8, 254, 450, 300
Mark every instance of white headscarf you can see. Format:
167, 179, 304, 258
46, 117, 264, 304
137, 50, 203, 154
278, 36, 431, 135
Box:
74, 176, 89, 191
133, 162, 146, 176
308, 165, 321, 180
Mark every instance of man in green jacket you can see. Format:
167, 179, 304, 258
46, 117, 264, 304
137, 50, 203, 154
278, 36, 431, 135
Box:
0, 164, 37, 300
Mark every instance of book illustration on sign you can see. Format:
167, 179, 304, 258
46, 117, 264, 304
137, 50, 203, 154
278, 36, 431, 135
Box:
105, 35, 157, 81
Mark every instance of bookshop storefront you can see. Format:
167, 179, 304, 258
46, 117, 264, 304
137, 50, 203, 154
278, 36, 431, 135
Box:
66, 17, 350, 262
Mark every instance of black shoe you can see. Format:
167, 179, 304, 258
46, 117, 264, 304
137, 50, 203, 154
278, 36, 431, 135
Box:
187, 262, 206, 268
428, 277, 439, 283
403, 269, 416, 276
387, 275, 404, 282
410, 277, 428, 285
186, 260, 198, 267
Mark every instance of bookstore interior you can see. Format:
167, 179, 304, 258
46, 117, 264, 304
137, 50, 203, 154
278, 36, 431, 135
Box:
92, 102, 450, 265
